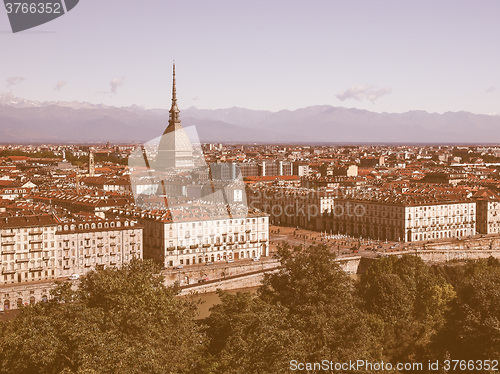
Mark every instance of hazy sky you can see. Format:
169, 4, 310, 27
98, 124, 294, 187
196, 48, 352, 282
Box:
1, 0, 499, 114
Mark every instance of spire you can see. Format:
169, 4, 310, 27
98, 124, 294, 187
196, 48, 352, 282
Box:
169, 62, 181, 126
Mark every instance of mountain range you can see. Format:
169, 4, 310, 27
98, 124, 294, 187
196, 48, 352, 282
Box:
1, 93, 499, 144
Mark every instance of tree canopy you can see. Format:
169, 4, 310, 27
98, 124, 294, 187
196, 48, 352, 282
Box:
1, 248, 499, 374
0, 259, 206, 374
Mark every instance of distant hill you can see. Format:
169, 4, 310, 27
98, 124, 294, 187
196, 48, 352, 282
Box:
1, 94, 499, 144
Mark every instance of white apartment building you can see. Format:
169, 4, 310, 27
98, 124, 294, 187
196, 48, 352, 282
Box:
0, 214, 143, 286
1, 215, 59, 285
474, 189, 500, 234
109, 206, 269, 268
325, 194, 476, 242
56, 218, 143, 278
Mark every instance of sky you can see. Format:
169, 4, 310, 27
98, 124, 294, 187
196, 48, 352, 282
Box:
1, 0, 500, 114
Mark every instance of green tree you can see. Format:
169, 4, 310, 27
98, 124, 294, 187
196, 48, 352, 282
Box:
205, 244, 382, 374
358, 255, 455, 362
0, 259, 206, 374
204, 291, 307, 374
432, 258, 500, 364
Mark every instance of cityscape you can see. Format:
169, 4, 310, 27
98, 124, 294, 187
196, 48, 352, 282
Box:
2, 1, 500, 372
1, 69, 500, 372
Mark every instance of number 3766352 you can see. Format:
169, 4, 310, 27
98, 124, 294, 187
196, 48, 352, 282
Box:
5, 2, 62, 14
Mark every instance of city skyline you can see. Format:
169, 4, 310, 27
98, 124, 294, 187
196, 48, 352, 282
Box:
1, 0, 500, 115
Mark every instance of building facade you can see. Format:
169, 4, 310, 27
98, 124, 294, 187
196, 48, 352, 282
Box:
1, 215, 143, 285
247, 187, 334, 230
324, 196, 476, 242
109, 207, 269, 268
1, 214, 142, 311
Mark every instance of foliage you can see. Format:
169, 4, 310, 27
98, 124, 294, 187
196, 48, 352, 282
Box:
358, 255, 456, 362
0, 259, 206, 374
0, 149, 57, 159
431, 258, 500, 363
2, 249, 500, 374
204, 244, 382, 374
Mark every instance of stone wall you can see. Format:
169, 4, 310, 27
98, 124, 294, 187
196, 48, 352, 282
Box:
163, 259, 280, 286
179, 272, 268, 295
390, 249, 500, 263
0, 281, 57, 312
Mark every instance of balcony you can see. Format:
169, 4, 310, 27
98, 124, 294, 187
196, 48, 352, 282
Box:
29, 248, 43, 253
29, 239, 43, 245
250, 240, 258, 244
259, 239, 267, 243
84, 254, 91, 258
2, 269, 16, 275
63, 265, 70, 270
177, 246, 186, 250
15, 258, 29, 263
29, 231, 43, 236
110, 261, 117, 265
214, 243, 223, 247
2, 249, 16, 255
84, 264, 91, 268
1, 241, 15, 246
1, 232, 15, 237
29, 267, 43, 272
202, 244, 210, 248
167, 246, 175, 252
190, 244, 199, 249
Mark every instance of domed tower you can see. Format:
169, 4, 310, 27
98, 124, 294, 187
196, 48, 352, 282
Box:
155, 63, 194, 171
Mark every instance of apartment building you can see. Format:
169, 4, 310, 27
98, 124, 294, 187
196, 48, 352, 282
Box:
324, 192, 476, 242
0, 214, 143, 286
474, 189, 500, 234
247, 187, 334, 230
109, 206, 269, 268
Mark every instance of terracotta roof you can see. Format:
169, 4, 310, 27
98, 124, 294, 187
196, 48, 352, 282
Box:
0, 214, 58, 229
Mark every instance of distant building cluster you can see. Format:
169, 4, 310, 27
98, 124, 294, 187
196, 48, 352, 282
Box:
4, 66, 500, 310
0, 65, 270, 311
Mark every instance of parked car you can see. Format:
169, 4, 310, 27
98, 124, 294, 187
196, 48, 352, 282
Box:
197, 277, 209, 283
252, 257, 260, 262
68, 273, 80, 280
226, 259, 234, 263
174, 265, 183, 269
205, 262, 214, 266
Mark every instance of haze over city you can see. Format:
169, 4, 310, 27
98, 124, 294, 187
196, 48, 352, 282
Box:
2, 0, 500, 115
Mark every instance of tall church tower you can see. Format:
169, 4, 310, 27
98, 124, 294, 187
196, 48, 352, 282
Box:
88, 149, 95, 177
156, 64, 194, 171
